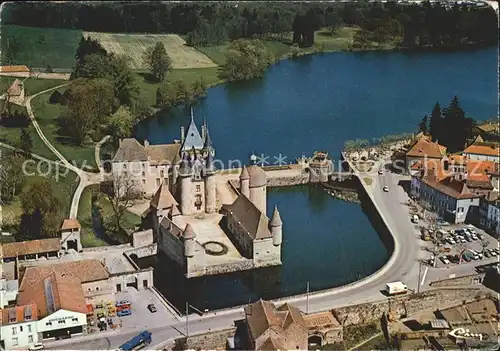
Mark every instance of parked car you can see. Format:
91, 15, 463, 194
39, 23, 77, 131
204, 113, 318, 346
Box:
29, 343, 44, 351
378, 169, 384, 175
117, 309, 132, 317
471, 235, 478, 240
147, 304, 157, 313
383, 186, 389, 192
440, 256, 450, 264
485, 251, 492, 258
478, 234, 484, 240
463, 255, 472, 262
465, 236, 472, 242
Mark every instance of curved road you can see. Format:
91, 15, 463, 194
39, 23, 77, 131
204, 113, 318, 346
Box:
25, 84, 107, 219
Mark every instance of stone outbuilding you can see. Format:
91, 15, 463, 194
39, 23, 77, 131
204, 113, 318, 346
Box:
60, 219, 82, 252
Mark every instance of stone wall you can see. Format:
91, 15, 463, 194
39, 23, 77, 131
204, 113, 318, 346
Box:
267, 173, 310, 187
333, 288, 484, 326
82, 244, 132, 252
125, 243, 157, 259
205, 258, 254, 276
132, 229, 154, 248
183, 327, 237, 350
109, 267, 154, 291
430, 273, 485, 287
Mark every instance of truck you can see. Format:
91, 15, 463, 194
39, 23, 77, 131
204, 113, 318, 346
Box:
385, 282, 408, 296
118, 331, 152, 351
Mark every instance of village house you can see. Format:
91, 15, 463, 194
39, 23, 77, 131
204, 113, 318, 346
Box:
405, 134, 447, 172
0, 303, 39, 350
0, 238, 61, 263
472, 121, 500, 142
479, 192, 500, 237
462, 136, 500, 162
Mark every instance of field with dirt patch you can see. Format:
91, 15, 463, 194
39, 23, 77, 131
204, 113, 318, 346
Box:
83, 32, 217, 69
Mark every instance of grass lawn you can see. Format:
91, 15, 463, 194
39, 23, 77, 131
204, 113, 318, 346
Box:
0, 76, 68, 96
134, 67, 222, 107
30, 88, 98, 170
1, 25, 82, 69
77, 184, 142, 247
343, 322, 381, 350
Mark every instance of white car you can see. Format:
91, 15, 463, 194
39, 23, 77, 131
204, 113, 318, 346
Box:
29, 343, 44, 351
383, 186, 389, 192
440, 256, 450, 264
378, 169, 384, 175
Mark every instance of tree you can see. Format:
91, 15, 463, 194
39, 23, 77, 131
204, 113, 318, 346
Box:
74, 36, 107, 63
63, 78, 117, 145
107, 106, 135, 142
72, 53, 109, 79
19, 128, 33, 156
173, 80, 193, 105
107, 55, 139, 107
192, 77, 207, 99
156, 81, 178, 109
441, 96, 474, 152
219, 39, 272, 82
353, 29, 371, 49
0, 152, 25, 204
418, 115, 429, 135
106, 173, 141, 232
143, 42, 172, 81
19, 177, 62, 240
326, 9, 340, 35
429, 102, 442, 141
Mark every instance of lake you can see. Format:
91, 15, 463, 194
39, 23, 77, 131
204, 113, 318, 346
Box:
136, 47, 498, 310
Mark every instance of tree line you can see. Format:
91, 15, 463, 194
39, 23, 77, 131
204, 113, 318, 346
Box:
4, 2, 497, 49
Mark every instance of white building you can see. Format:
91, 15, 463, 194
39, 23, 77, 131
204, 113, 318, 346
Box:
0, 304, 39, 350
0, 279, 18, 308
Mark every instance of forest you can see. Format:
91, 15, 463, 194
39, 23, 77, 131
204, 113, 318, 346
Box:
3, 1, 498, 50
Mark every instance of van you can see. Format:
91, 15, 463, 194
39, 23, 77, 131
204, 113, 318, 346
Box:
29, 343, 44, 351
412, 215, 419, 224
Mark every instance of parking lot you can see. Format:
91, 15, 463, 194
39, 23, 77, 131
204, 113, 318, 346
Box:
114, 289, 179, 331
419, 221, 500, 268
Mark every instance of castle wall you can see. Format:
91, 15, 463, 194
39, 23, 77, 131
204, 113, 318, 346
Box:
249, 185, 266, 214
253, 238, 281, 266
158, 222, 185, 266
204, 175, 216, 213
186, 244, 207, 278
225, 216, 253, 258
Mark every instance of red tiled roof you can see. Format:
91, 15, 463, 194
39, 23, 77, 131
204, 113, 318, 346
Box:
0, 303, 38, 325
467, 160, 497, 179
0, 238, 61, 259
0, 65, 29, 73
61, 219, 81, 231
17, 260, 109, 317
406, 136, 446, 159
463, 143, 500, 157
420, 174, 478, 199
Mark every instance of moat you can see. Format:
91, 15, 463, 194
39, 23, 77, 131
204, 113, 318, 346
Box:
136, 47, 497, 311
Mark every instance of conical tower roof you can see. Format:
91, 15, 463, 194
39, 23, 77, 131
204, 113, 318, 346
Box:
240, 166, 250, 180
183, 223, 196, 239
181, 108, 204, 151
150, 183, 178, 209
270, 206, 282, 227
168, 205, 181, 218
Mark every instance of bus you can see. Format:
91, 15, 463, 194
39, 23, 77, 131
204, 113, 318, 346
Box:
118, 331, 152, 351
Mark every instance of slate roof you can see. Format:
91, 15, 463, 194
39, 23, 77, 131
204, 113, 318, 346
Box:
221, 194, 272, 240
1, 238, 61, 259
150, 183, 178, 209
17, 260, 109, 317
270, 206, 282, 227
181, 110, 204, 151
112, 138, 148, 162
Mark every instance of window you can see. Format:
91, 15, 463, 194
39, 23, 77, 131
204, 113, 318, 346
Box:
27, 325, 32, 333
196, 185, 201, 192
160, 170, 164, 177
156, 178, 160, 187
72, 318, 79, 322
12, 338, 18, 346
123, 164, 127, 169
142, 179, 146, 184
96, 287, 100, 291
12, 327, 17, 335
458, 207, 464, 213
142, 171, 145, 177
28, 335, 33, 343
58, 320, 65, 324
20, 326, 23, 332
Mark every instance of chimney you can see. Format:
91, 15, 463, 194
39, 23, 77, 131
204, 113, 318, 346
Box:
144, 139, 149, 147
180, 126, 185, 144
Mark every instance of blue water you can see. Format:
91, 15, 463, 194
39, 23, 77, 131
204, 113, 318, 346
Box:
137, 47, 498, 310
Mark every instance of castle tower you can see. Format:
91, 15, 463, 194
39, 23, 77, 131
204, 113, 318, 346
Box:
204, 151, 216, 213
247, 163, 267, 214
179, 154, 193, 215
183, 223, 197, 258
269, 206, 283, 247
239, 166, 250, 198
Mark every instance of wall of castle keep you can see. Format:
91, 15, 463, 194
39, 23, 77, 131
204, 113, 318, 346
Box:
225, 216, 254, 258
332, 288, 484, 326
253, 239, 281, 266
158, 224, 185, 266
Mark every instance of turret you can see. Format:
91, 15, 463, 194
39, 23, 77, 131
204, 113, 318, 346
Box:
239, 166, 250, 198
270, 206, 282, 246
203, 124, 215, 157
247, 164, 267, 214
179, 154, 193, 215
183, 223, 196, 258
204, 152, 216, 213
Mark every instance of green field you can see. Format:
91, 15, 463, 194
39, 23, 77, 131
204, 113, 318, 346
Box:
1, 25, 82, 69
